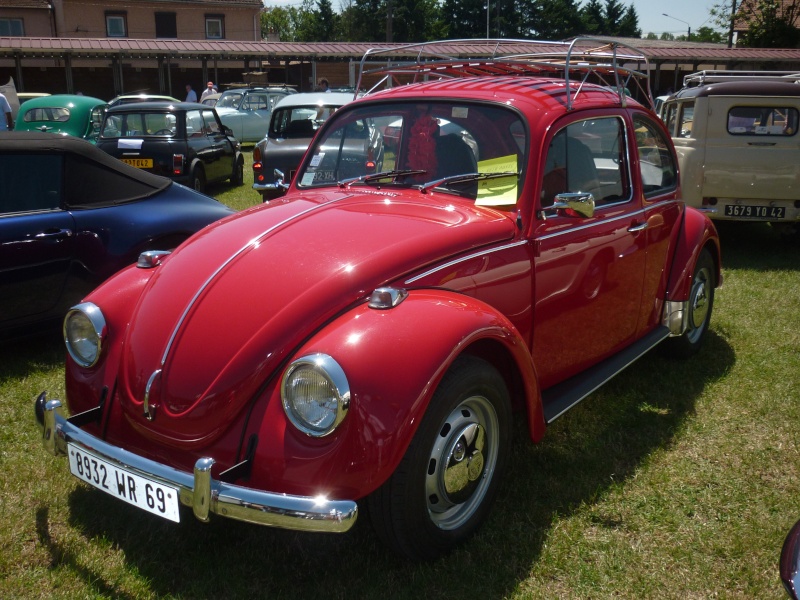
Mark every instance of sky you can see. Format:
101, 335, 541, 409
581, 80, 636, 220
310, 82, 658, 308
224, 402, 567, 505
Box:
629, 0, 720, 37
261, 0, 723, 39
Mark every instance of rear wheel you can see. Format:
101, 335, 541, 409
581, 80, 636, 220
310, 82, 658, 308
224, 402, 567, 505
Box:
231, 156, 244, 186
368, 355, 511, 560
662, 248, 715, 357
191, 167, 206, 194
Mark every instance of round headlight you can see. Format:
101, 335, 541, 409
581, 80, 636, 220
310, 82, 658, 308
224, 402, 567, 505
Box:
281, 354, 350, 437
64, 302, 107, 368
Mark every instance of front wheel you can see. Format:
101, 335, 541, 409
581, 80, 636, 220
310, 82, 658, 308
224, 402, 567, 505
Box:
662, 247, 715, 358
367, 355, 511, 560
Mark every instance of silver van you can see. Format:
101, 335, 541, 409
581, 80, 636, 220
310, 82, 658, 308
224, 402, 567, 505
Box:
662, 71, 800, 236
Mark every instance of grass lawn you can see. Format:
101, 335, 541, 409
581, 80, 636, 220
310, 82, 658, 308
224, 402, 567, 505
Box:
1, 155, 798, 598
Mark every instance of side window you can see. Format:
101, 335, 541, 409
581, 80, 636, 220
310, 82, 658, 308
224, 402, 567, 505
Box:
727, 106, 798, 135
202, 110, 221, 135
634, 116, 677, 197
0, 154, 62, 212
664, 103, 678, 136
541, 118, 629, 208
678, 102, 694, 138
246, 94, 268, 110
186, 110, 204, 137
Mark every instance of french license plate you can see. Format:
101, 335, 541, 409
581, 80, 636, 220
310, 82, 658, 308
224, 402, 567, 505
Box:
121, 158, 153, 168
724, 204, 785, 219
68, 443, 180, 522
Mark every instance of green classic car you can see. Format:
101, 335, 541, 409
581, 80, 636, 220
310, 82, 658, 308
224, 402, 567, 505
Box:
14, 94, 107, 142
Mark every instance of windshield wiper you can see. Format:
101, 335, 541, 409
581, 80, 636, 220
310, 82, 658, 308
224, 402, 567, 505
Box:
338, 169, 428, 188
418, 171, 518, 194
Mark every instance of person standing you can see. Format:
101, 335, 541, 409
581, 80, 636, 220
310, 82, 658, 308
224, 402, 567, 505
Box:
185, 84, 197, 102
200, 81, 216, 101
317, 78, 331, 93
0, 91, 12, 131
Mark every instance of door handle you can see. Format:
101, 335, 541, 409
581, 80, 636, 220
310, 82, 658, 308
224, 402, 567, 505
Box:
627, 222, 648, 233
33, 228, 73, 241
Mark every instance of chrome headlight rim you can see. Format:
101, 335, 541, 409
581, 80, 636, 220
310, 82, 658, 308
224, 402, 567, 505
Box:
281, 353, 350, 438
63, 302, 107, 368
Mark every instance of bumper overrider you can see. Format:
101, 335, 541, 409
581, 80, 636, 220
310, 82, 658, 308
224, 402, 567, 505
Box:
34, 392, 358, 533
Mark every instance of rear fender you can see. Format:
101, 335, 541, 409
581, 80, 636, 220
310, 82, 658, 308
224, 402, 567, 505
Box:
247, 289, 544, 499
666, 208, 721, 301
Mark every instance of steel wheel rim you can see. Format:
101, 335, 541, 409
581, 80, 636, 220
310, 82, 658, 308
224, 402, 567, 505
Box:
687, 264, 712, 343
425, 395, 499, 530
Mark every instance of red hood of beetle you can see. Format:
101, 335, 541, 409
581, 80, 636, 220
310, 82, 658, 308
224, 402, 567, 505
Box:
119, 189, 516, 443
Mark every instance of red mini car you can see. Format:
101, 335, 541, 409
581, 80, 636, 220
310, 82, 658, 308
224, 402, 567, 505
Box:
36, 39, 721, 561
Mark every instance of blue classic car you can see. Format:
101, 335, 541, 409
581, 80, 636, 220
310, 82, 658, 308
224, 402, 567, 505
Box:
214, 86, 295, 144
0, 132, 235, 338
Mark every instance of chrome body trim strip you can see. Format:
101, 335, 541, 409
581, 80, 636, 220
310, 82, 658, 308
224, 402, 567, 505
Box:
36, 397, 358, 533
404, 240, 528, 285
161, 196, 349, 366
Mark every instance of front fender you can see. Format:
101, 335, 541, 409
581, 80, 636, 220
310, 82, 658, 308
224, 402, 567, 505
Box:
244, 289, 543, 501
666, 207, 722, 301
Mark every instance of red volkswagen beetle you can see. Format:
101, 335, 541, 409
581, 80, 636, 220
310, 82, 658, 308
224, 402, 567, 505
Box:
36, 39, 721, 561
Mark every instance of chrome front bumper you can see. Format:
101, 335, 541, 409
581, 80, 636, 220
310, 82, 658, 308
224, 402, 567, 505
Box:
35, 393, 358, 533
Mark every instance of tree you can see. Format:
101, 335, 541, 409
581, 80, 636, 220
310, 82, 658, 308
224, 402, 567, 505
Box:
441, 0, 488, 38
262, 6, 298, 41
735, 0, 800, 47
580, 0, 641, 37
694, 26, 726, 43
532, 0, 584, 39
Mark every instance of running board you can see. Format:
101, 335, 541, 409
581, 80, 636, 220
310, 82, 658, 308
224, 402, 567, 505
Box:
541, 326, 671, 424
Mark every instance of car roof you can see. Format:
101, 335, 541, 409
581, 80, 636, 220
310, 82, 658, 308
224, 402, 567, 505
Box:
18, 94, 106, 110
105, 101, 210, 113
109, 94, 180, 103
1, 131, 171, 203
673, 80, 800, 99
273, 92, 356, 110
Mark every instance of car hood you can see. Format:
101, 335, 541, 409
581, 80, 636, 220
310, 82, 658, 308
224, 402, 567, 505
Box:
119, 189, 516, 443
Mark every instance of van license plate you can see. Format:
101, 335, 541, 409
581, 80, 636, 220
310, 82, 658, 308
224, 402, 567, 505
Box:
68, 443, 181, 522
122, 158, 153, 168
724, 205, 785, 219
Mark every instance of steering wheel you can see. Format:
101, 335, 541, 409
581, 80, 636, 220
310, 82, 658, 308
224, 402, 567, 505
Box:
154, 128, 174, 135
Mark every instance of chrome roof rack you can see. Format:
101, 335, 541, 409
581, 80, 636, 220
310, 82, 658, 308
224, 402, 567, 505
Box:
683, 70, 800, 87
355, 37, 653, 111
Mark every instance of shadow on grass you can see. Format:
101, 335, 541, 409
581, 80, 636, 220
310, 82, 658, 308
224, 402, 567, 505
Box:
715, 221, 800, 271
30, 329, 735, 599
0, 329, 63, 378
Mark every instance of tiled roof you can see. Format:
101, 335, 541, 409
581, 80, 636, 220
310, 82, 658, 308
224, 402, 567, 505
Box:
1, 36, 800, 64
0, 0, 51, 8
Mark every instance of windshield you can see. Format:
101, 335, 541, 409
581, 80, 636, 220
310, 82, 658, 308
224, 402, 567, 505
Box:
216, 92, 243, 109
296, 101, 527, 206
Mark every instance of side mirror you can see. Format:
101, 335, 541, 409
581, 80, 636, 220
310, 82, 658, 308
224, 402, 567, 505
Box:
551, 192, 595, 218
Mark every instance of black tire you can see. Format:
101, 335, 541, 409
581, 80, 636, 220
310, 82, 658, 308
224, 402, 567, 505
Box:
191, 167, 206, 194
367, 355, 511, 560
662, 248, 715, 358
231, 156, 244, 186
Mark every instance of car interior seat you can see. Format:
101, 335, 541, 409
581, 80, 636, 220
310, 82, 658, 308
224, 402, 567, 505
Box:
435, 134, 478, 178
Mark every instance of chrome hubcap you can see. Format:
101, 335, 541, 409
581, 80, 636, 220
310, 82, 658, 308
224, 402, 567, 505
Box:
425, 395, 498, 530
687, 266, 711, 342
